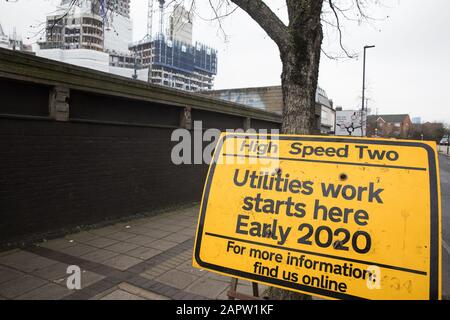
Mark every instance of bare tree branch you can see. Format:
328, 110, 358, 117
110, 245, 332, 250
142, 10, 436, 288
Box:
327, 0, 356, 58
230, 0, 290, 50
208, 0, 228, 40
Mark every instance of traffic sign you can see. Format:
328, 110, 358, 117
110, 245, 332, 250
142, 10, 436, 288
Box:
335, 110, 367, 136
193, 133, 441, 300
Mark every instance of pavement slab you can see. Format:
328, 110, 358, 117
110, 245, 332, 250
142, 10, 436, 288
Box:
145, 239, 178, 251
117, 282, 170, 300
104, 242, 140, 254
163, 233, 193, 243
39, 238, 77, 251
60, 243, 98, 257
155, 269, 199, 290
102, 255, 142, 271
16, 283, 73, 300
0, 275, 48, 299
136, 228, 173, 239
89, 226, 123, 237
81, 249, 119, 263
175, 260, 206, 277
0, 250, 57, 273
184, 277, 230, 299
0, 265, 25, 284
104, 231, 137, 242
79, 270, 106, 288
65, 232, 99, 244
125, 235, 158, 246
87, 237, 120, 249
31, 262, 69, 282
126, 247, 162, 260
100, 289, 145, 300
0, 204, 263, 300
125, 226, 157, 236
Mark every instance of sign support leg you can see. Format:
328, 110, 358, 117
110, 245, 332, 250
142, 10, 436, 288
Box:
227, 277, 262, 300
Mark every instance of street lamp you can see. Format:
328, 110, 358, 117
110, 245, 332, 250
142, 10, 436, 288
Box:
361, 45, 375, 137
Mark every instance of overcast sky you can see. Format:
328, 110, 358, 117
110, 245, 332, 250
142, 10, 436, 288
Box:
0, 0, 449, 124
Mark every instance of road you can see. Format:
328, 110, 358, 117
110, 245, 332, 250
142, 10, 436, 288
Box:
439, 153, 450, 299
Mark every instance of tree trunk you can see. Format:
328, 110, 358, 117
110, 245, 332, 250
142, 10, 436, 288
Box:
266, 1, 324, 300
230, 0, 324, 300
281, 2, 324, 135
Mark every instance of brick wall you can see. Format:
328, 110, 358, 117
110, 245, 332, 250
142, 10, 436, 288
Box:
0, 118, 208, 244
0, 50, 281, 246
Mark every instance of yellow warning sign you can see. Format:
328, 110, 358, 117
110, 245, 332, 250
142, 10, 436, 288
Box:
193, 133, 442, 300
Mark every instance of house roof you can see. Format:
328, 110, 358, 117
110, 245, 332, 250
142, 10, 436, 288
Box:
367, 114, 410, 123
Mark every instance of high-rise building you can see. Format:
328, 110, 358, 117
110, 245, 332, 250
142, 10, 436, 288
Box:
36, 1, 217, 92
105, 0, 130, 19
129, 36, 217, 91
39, 2, 104, 51
102, 0, 133, 54
59, 0, 130, 18
39, 0, 132, 53
0, 22, 33, 53
129, 4, 217, 91
169, 5, 193, 44
37, 0, 133, 72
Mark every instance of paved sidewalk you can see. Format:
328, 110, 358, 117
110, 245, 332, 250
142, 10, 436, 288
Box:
0, 204, 267, 300
438, 145, 450, 156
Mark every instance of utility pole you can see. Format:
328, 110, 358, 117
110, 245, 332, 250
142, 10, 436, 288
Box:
361, 45, 375, 137
132, 46, 138, 80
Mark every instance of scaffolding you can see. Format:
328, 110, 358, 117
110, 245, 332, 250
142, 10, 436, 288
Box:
129, 34, 217, 91
152, 36, 217, 74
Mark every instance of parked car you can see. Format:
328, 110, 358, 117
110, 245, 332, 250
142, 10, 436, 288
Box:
440, 136, 449, 145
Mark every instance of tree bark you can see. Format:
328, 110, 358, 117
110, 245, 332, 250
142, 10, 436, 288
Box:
270, 1, 323, 300
281, 1, 324, 135
232, 0, 324, 300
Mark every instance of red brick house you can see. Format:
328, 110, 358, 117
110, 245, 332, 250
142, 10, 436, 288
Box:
367, 114, 412, 138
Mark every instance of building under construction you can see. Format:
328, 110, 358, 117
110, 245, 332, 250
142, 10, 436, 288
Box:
0, 22, 33, 53
129, 36, 217, 91
36, 0, 217, 92
129, 2, 217, 91
38, 0, 131, 52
